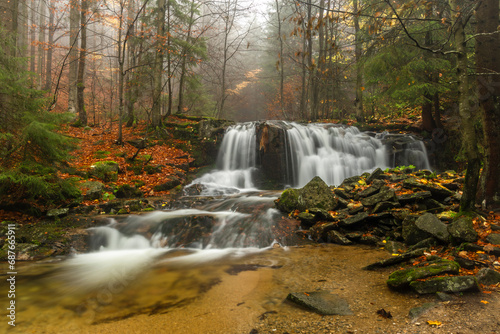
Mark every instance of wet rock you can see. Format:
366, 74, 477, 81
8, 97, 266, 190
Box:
410, 276, 479, 294
359, 234, 380, 245
408, 302, 438, 320
309, 223, 337, 242
423, 198, 447, 213
309, 208, 334, 221
486, 233, 500, 245
403, 178, 454, 199
448, 217, 478, 244
363, 248, 425, 270
366, 167, 384, 184
476, 268, 500, 285
408, 237, 437, 251
326, 230, 353, 245
338, 211, 369, 227
297, 212, 316, 227
384, 241, 406, 254
275, 177, 338, 213
372, 201, 401, 214
402, 215, 433, 245
46, 208, 69, 218
80, 181, 105, 200
154, 177, 182, 192
333, 187, 352, 200
340, 175, 362, 188
115, 184, 143, 198
415, 213, 450, 243
396, 191, 432, 204
435, 292, 456, 302
358, 179, 384, 198
387, 260, 460, 289
360, 186, 397, 207
286, 291, 353, 315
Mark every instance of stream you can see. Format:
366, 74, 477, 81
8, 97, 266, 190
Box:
1, 122, 445, 333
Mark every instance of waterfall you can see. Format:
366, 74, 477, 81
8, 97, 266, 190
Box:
285, 123, 389, 187
187, 122, 258, 195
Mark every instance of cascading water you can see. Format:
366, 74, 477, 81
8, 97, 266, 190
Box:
285, 123, 389, 187
187, 122, 258, 195
61, 121, 430, 290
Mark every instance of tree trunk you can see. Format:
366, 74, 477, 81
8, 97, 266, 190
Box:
30, 0, 36, 73
421, 93, 437, 132
44, 0, 55, 91
68, 0, 79, 113
450, 0, 481, 212
476, 0, 500, 210
353, 0, 364, 123
125, 0, 137, 127
152, 0, 166, 127
76, 0, 87, 126
38, 0, 46, 89
165, 0, 173, 118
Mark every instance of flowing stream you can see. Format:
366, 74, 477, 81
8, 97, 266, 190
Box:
1, 122, 432, 333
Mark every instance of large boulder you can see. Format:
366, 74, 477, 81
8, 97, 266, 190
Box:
387, 260, 460, 289
448, 216, 478, 243
409, 276, 479, 294
414, 213, 450, 243
275, 176, 337, 213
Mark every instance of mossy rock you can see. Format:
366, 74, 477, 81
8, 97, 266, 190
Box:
115, 184, 143, 198
144, 165, 162, 175
409, 276, 479, 294
275, 188, 300, 213
90, 161, 119, 182
387, 260, 460, 289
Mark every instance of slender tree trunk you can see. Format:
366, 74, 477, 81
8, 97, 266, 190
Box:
17, 0, 28, 58
476, 0, 500, 209
76, 0, 87, 126
44, 0, 55, 91
68, 0, 80, 113
274, 0, 286, 119
449, 0, 481, 211
30, 0, 36, 73
37, 0, 46, 89
125, 0, 137, 127
353, 0, 364, 122
165, 0, 173, 117
152, 0, 166, 127
177, 0, 195, 114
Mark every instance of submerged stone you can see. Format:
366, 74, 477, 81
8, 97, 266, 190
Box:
286, 291, 353, 315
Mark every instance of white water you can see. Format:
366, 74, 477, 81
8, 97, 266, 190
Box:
62, 121, 431, 290
286, 123, 389, 187
188, 122, 258, 195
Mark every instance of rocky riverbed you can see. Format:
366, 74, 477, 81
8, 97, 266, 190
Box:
1, 167, 499, 333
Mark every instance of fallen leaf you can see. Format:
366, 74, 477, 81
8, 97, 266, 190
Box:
427, 320, 442, 326
481, 300, 489, 304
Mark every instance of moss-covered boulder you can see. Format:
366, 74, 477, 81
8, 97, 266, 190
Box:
115, 184, 143, 198
275, 188, 300, 213
409, 276, 479, 294
387, 260, 460, 289
80, 181, 104, 200
90, 161, 119, 182
275, 176, 337, 214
